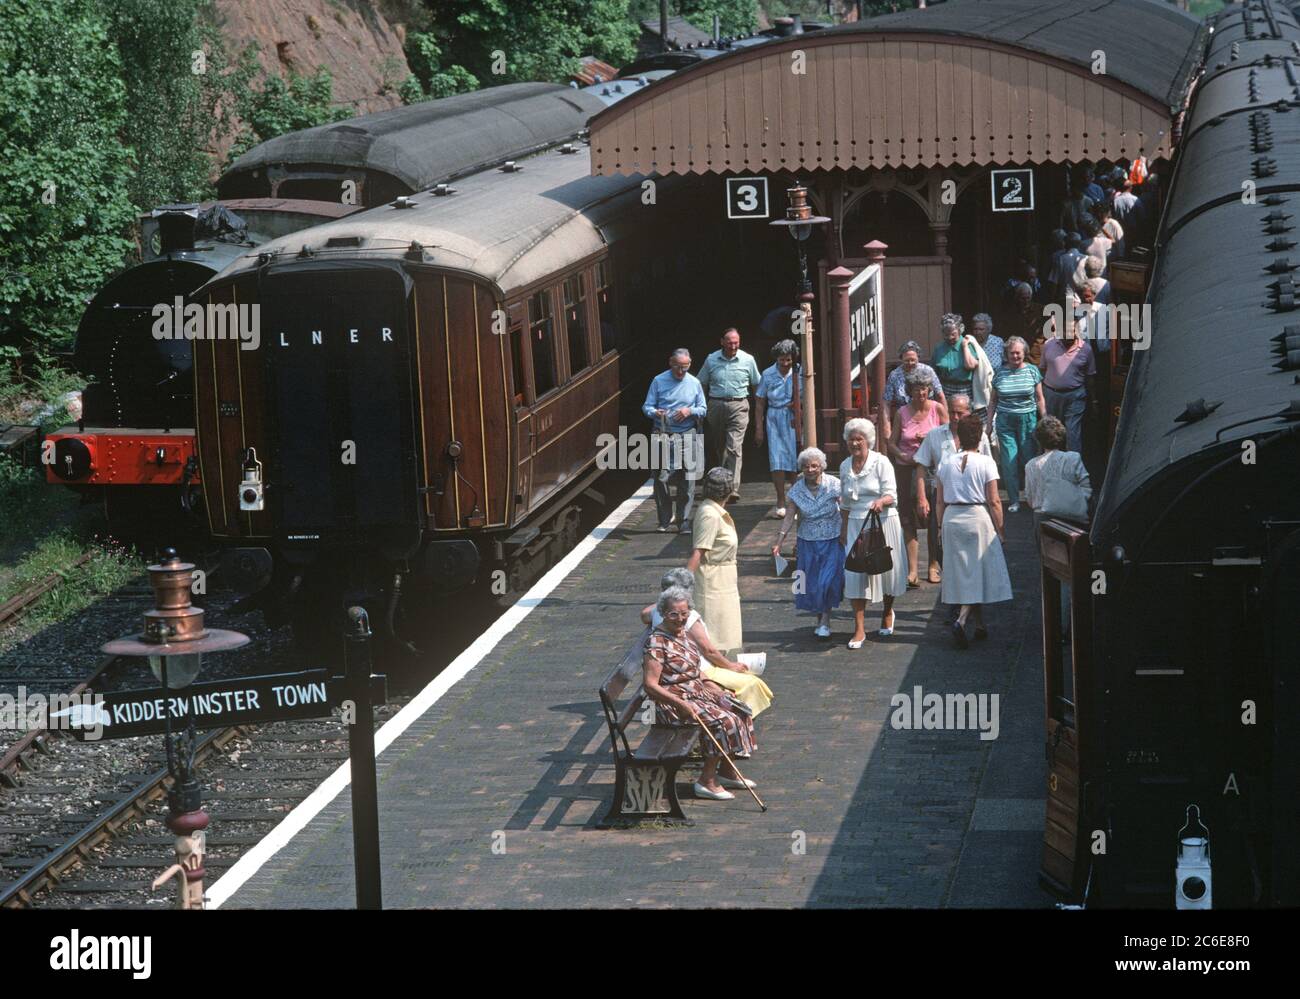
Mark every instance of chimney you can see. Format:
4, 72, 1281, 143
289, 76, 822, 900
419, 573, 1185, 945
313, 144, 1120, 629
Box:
793, 13, 805, 33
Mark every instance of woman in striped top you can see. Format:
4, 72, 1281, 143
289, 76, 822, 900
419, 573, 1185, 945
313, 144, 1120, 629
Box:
988, 336, 1046, 513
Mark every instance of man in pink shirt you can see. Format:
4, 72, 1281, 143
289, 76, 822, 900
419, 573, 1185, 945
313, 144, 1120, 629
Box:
1041, 320, 1096, 454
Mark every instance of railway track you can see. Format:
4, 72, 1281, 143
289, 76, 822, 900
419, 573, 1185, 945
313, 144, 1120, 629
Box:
0, 719, 245, 908
0, 551, 94, 627
22, 705, 404, 908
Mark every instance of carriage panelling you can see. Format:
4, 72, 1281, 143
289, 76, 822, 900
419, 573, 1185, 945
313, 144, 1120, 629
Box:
412, 273, 511, 531
195, 278, 268, 540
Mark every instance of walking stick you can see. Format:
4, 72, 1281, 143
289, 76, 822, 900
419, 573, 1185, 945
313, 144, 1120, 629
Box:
695, 717, 767, 811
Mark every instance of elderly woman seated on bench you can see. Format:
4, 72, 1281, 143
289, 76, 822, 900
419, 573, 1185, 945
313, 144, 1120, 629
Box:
643, 586, 758, 801
641, 568, 772, 717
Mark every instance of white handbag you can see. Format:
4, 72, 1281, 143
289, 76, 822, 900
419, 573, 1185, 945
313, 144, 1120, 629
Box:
1039, 451, 1090, 523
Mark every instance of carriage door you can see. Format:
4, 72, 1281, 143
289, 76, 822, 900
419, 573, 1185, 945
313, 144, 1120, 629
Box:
506, 302, 534, 515
1038, 519, 1095, 900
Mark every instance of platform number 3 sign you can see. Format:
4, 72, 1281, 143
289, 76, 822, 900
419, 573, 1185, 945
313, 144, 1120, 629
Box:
726, 177, 770, 219
991, 168, 1035, 212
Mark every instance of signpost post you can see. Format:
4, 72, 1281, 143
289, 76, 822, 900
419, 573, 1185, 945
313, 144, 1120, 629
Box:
344, 607, 383, 910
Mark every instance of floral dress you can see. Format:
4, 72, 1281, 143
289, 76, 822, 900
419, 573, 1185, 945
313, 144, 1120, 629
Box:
644, 627, 755, 757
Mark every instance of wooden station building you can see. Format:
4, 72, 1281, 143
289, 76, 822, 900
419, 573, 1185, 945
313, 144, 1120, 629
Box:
587, 0, 1203, 447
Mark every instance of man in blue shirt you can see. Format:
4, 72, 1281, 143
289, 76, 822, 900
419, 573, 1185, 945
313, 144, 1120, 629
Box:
698, 328, 761, 501
643, 348, 707, 531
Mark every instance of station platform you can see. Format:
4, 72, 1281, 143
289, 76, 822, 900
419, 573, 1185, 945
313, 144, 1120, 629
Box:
216, 479, 1057, 909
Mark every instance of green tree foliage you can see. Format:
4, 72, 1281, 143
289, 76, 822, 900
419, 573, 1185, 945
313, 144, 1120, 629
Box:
102, 0, 231, 209
402, 31, 479, 102
415, 0, 638, 86
677, 0, 758, 36
0, 0, 136, 363
226, 50, 355, 163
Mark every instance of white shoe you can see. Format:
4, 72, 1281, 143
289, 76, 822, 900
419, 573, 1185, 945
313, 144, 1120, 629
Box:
775, 507, 787, 518
694, 782, 735, 800
1007, 503, 1020, 513
814, 624, 832, 639
656, 524, 669, 532
847, 637, 865, 649
719, 776, 756, 790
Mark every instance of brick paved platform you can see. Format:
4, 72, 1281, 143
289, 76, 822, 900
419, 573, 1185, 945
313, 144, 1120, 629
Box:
221, 481, 1057, 908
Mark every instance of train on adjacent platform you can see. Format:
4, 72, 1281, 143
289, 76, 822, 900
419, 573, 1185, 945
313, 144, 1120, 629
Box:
1039, 0, 1300, 908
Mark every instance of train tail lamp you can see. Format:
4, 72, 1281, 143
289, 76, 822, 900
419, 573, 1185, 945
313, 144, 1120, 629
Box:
1175, 804, 1213, 910
239, 446, 264, 512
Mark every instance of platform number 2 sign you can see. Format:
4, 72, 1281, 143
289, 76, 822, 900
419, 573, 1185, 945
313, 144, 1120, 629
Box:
726, 177, 770, 220
991, 168, 1035, 213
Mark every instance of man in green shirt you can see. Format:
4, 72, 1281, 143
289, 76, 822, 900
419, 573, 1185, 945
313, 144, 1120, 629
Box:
698, 327, 761, 501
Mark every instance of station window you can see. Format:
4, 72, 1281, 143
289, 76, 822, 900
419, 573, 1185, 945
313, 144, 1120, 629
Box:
563, 274, 589, 374
529, 290, 557, 396
508, 315, 527, 408
596, 261, 616, 354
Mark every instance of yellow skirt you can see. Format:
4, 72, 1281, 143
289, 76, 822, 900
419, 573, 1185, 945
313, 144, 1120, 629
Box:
701, 665, 773, 717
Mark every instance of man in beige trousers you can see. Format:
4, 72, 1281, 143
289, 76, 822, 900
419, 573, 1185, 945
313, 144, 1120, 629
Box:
698, 328, 761, 502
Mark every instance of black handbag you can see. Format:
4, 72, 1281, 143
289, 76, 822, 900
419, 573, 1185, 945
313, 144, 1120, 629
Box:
845, 509, 894, 575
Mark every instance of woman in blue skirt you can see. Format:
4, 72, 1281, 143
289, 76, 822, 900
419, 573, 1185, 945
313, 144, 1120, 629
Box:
755, 339, 801, 517
772, 447, 843, 639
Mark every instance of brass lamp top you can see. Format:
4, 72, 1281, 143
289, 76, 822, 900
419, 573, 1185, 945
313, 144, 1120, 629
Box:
101, 548, 249, 658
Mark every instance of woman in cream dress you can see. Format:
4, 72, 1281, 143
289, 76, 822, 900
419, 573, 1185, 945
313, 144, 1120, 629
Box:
686, 467, 743, 653
839, 418, 911, 648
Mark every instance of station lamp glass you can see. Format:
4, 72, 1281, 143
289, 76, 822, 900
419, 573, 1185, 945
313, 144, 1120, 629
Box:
102, 549, 248, 689
770, 181, 831, 292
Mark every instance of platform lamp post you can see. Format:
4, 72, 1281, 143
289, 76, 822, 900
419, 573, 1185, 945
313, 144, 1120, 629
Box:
771, 181, 831, 447
102, 549, 248, 909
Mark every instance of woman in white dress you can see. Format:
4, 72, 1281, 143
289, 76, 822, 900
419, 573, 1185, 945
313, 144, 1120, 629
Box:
839, 418, 910, 649
935, 414, 1013, 647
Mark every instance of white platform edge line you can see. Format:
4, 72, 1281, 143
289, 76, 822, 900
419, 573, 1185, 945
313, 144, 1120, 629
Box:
207, 478, 654, 909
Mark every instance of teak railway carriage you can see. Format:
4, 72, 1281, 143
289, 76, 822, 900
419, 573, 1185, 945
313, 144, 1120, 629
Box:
44, 84, 605, 533
194, 145, 716, 642
1040, 0, 1300, 908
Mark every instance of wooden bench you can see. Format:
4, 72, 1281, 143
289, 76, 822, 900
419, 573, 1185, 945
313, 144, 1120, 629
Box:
598, 626, 700, 825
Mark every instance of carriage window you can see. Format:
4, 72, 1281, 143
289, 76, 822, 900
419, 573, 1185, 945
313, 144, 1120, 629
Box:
508, 316, 527, 408
529, 290, 557, 396
563, 274, 589, 374
596, 261, 616, 354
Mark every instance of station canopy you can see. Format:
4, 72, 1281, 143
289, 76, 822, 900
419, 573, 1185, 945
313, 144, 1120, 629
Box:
589, 0, 1203, 177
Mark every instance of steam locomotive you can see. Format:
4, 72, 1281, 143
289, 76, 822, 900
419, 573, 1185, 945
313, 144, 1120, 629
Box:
1039, 0, 1300, 908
